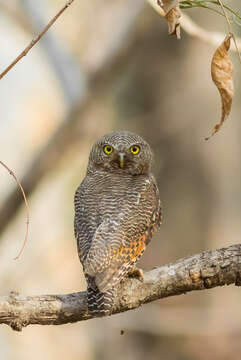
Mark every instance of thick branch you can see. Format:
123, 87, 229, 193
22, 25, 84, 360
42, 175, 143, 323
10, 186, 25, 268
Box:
1, 244, 240, 331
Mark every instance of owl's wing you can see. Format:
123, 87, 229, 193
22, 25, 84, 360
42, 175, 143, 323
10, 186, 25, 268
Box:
84, 178, 161, 292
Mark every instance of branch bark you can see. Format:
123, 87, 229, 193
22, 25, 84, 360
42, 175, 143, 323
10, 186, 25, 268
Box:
1, 244, 240, 331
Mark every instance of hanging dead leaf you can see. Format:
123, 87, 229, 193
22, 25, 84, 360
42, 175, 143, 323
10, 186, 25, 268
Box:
205, 34, 234, 140
157, 0, 181, 39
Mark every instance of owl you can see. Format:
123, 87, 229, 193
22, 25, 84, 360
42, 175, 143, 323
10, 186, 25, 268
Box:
74, 131, 162, 316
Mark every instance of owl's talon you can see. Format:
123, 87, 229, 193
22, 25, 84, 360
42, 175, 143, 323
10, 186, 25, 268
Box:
128, 267, 144, 282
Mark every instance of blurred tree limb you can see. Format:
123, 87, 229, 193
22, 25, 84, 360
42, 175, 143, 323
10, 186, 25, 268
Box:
180, 12, 241, 51
0, 244, 240, 331
20, 0, 86, 107
0, 0, 144, 236
0, 1, 31, 33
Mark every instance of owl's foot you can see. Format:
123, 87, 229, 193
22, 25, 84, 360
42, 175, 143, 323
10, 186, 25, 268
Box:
128, 266, 144, 282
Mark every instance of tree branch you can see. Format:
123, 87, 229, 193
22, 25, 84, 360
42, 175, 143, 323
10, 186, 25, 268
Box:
1, 244, 240, 331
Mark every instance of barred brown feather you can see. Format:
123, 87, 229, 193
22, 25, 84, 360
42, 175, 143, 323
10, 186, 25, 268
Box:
86, 275, 116, 315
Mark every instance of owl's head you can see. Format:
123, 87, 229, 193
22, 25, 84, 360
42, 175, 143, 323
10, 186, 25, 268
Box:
88, 131, 153, 175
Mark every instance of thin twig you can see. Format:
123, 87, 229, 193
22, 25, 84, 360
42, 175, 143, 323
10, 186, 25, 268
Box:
0, 0, 75, 80
0, 161, 29, 259
217, 0, 241, 63
217, 0, 232, 33
180, 1, 241, 23
146, 0, 241, 51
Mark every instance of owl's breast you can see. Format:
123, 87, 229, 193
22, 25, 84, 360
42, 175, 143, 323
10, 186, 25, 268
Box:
87, 172, 156, 223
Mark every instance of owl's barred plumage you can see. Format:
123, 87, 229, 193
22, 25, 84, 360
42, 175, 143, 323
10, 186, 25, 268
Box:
74, 131, 162, 315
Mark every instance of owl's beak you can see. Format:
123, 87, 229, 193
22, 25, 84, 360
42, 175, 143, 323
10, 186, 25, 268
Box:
119, 153, 125, 168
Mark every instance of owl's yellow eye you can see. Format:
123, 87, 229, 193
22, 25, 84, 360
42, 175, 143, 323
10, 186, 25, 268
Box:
130, 145, 140, 155
103, 145, 113, 155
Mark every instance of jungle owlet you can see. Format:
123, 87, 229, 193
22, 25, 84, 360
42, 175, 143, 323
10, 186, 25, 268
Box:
74, 131, 162, 316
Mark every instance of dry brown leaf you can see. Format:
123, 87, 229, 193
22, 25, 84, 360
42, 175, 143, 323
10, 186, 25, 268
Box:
157, 0, 181, 39
206, 34, 234, 140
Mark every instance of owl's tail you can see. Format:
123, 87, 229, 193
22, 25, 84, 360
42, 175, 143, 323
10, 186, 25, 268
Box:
87, 277, 116, 316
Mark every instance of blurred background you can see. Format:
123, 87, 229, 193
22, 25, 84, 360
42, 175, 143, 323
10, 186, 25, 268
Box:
0, 0, 241, 359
